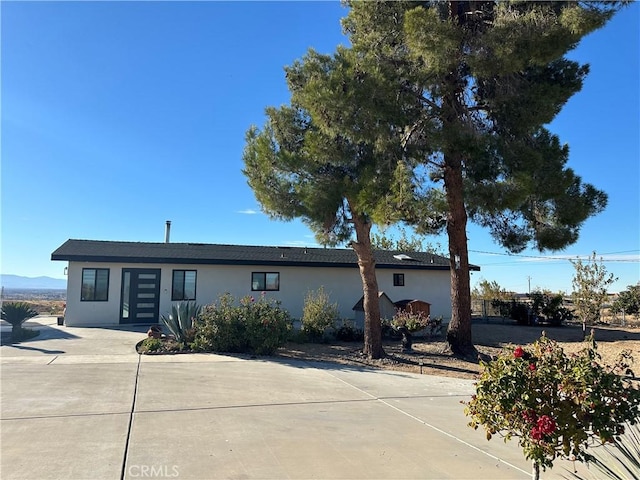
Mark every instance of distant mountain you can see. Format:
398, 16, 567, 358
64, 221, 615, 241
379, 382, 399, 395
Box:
1, 274, 66, 290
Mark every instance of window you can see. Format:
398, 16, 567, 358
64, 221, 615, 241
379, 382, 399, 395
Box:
81, 268, 109, 301
172, 270, 197, 301
393, 273, 405, 287
251, 272, 280, 291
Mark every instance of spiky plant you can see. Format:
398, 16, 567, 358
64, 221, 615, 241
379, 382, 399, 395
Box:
160, 301, 201, 347
1, 302, 38, 340
569, 422, 640, 480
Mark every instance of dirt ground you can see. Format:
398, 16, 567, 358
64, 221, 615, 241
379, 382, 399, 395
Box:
276, 320, 640, 380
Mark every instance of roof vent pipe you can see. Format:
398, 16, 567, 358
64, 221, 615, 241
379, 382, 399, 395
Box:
165, 221, 171, 243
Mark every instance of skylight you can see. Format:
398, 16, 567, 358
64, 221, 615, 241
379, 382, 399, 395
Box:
393, 254, 416, 261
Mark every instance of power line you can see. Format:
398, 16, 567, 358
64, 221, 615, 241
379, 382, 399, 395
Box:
469, 249, 639, 264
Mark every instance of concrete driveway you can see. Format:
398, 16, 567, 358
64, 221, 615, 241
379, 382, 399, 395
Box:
1, 317, 593, 479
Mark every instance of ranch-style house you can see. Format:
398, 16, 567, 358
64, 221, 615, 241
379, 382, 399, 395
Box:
51, 239, 479, 327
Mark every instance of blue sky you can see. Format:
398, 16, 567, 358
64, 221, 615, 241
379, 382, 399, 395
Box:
1, 1, 638, 295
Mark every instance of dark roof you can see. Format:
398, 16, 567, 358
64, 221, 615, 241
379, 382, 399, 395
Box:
352, 292, 395, 311
394, 299, 431, 308
51, 239, 480, 271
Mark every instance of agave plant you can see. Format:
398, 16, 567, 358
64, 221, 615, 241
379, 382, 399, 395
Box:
1, 302, 38, 340
160, 301, 201, 346
570, 422, 640, 480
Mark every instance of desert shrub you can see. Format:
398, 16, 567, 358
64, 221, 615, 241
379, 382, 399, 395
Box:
137, 337, 185, 354
334, 321, 364, 342
491, 299, 512, 318
510, 301, 530, 325
160, 301, 201, 346
391, 310, 431, 332
240, 295, 292, 355
192, 293, 291, 355
138, 338, 164, 353
530, 291, 573, 326
464, 332, 640, 479
301, 287, 339, 340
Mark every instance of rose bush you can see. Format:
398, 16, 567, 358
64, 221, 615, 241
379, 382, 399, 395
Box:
464, 332, 640, 479
390, 310, 431, 333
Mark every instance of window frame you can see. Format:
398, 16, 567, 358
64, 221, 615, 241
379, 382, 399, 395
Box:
171, 269, 197, 301
393, 273, 405, 287
251, 272, 280, 291
81, 268, 110, 302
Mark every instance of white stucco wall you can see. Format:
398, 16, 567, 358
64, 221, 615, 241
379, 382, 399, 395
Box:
62, 261, 453, 327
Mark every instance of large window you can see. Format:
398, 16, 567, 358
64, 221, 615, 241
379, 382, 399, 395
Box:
251, 272, 280, 291
172, 270, 197, 301
393, 273, 405, 287
81, 268, 109, 301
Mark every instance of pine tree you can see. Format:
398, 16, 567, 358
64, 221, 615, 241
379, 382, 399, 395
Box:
243, 48, 420, 358
341, 1, 624, 354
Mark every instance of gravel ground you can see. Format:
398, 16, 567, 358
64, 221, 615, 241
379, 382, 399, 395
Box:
276, 320, 640, 380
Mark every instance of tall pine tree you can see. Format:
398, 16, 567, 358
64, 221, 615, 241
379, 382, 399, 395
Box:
342, 1, 622, 354
243, 47, 422, 358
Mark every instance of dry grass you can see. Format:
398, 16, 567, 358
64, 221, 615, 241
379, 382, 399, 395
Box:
14, 300, 66, 316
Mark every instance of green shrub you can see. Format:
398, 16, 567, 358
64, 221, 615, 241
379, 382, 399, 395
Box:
301, 287, 338, 340
192, 293, 291, 355
464, 333, 640, 479
510, 301, 530, 325
137, 337, 185, 354
139, 337, 164, 353
334, 321, 364, 342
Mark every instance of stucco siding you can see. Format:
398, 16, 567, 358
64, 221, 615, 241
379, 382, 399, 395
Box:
62, 261, 453, 327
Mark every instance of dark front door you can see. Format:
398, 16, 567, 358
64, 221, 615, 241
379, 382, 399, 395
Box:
120, 269, 161, 324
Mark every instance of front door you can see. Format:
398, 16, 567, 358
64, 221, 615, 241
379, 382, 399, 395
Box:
120, 269, 161, 324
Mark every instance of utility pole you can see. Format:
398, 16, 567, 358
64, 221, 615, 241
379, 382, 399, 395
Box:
527, 276, 531, 295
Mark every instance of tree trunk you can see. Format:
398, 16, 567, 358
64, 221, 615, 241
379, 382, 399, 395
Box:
440, 14, 474, 355
351, 211, 384, 359
532, 461, 540, 480
443, 152, 474, 356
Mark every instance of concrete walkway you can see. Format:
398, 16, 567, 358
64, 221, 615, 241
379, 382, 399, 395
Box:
1, 317, 594, 479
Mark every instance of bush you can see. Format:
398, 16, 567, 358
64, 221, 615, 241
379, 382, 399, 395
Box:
464, 332, 640, 479
391, 310, 431, 332
301, 287, 339, 340
139, 337, 164, 353
530, 291, 573, 326
490, 299, 512, 318
334, 321, 364, 342
510, 302, 530, 325
192, 294, 291, 355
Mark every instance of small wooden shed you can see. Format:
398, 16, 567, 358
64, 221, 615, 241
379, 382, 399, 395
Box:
394, 299, 431, 317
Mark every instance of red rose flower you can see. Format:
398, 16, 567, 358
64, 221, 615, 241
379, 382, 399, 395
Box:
529, 363, 536, 371
531, 426, 543, 440
514, 347, 525, 358
536, 415, 556, 435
